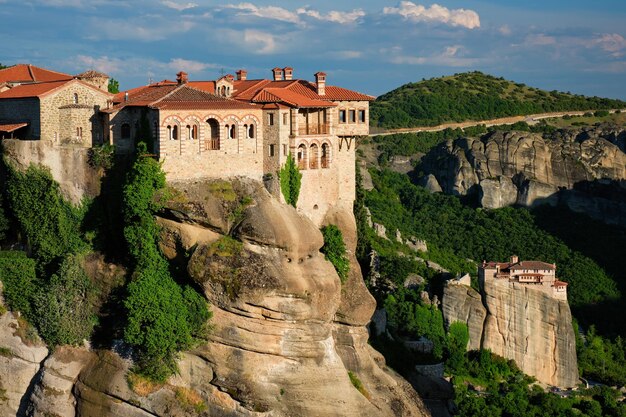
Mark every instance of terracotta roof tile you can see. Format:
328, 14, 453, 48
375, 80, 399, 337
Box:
187, 81, 215, 94
0, 80, 70, 99
0, 64, 72, 83
252, 87, 336, 108
509, 261, 555, 271
0, 122, 28, 133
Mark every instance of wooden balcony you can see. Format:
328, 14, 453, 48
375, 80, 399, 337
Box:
298, 123, 329, 136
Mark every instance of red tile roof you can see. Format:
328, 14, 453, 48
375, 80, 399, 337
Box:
108, 83, 258, 112
187, 81, 215, 94
230, 77, 373, 107
0, 64, 72, 84
509, 261, 555, 271
0, 80, 70, 99
0, 122, 28, 133
553, 280, 569, 287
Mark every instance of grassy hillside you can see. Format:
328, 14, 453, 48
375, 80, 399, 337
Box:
370, 71, 626, 128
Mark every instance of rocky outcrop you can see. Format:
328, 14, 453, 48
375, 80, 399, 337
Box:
441, 284, 485, 351
0, 311, 48, 417
442, 278, 578, 387
25, 178, 425, 417
420, 126, 626, 224
2, 139, 103, 205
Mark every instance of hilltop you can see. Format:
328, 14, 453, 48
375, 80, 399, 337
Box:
370, 71, 626, 128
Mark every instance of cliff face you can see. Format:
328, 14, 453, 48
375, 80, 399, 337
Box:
5, 178, 428, 417
442, 280, 578, 388
420, 126, 626, 225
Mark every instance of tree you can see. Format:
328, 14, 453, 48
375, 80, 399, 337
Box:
279, 153, 302, 207
108, 78, 120, 94
0, 63, 8, 70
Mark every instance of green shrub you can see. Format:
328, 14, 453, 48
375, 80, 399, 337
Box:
0, 252, 38, 317
348, 371, 370, 399
121, 142, 210, 381
279, 153, 302, 207
593, 110, 609, 117
320, 225, 350, 283
33, 254, 98, 346
88, 143, 115, 170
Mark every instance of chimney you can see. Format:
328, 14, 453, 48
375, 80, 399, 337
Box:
124, 92, 128, 102
314, 71, 326, 96
283, 67, 293, 80
236, 69, 247, 81
510, 255, 519, 264
176, 71, 188, 84
272, 67, 283, 81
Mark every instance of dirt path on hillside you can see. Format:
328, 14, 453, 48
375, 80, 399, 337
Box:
368, 109, 621, 137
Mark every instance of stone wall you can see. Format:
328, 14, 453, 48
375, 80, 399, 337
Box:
332, 100, 370, 137
157, 108, 264, 181
39, 81, 110, 145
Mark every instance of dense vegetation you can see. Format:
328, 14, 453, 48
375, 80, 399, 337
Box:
122, 143, 210, 381
365, 169, 619, 310
370, 71, 626, 128
320, 225, 350, 283
451, 349, 626, 417
0, 142, 211, 382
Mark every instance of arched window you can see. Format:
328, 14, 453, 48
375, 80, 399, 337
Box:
229, 124, 236, 139
220, 86, 226, 96
121, 123, 131, 139
186, 124, 197, 140
309, 143, 319, 169
244, 124, 248, 138
297, 144, 307, 170
321, 143, 330, 168
207, 118, 220, 150
73, 93, 78, 104
168, 125, 178, 140
248, 124, 255, 139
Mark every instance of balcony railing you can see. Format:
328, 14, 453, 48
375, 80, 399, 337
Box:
298, 123, 329, 136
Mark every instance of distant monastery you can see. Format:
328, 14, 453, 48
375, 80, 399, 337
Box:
0, 64, 373, 225
479, 255, 568, 300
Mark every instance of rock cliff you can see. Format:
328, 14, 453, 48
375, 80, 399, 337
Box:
442, 279, 578, 388
6, 178, 428, 417
420, 126, 626, 225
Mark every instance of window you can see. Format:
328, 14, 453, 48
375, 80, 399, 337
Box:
168, 125, 178, 140
283, 144, 287, 156
321, 143, 330, 168
248, 124, 255, 139
269, 113, 275, 126
121, 123, 131, 139
349, 110, 356, 123
358, 110, 366, 123
269, 144, 275, 156
206, 118, 220, 150
282, 113, 288, 125
297, 144, 307, 170
339, 109, 346, 123
309, 143, 319, 169
187, 125, 198, 140
230, 124, 236, 139
76, 127, 83, 138
73, 93, 78, 104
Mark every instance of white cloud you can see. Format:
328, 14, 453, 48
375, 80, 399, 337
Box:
296, 7, 365, 24
390, 45, 479, 67
498, 25, 511, 36
224, 3, 365, 25
89, 17, 195, 41
589, 33, 626, 57
162, 0, 197, 11
225, 3, 300, 23
74, 55, 218, 79
383, 1, 480, 29
76, 55, 122, 74
329, 50, 363, 59
243, 29, 277, 54
167, 58, 215, 72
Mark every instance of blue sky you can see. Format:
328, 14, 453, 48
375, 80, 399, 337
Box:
1, 0, 626, 98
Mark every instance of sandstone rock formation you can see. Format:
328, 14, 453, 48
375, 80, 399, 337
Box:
442, 278, 578, 387
3, 178, 425, 417
420, 126, 626, 225
0, 312, 48, 417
